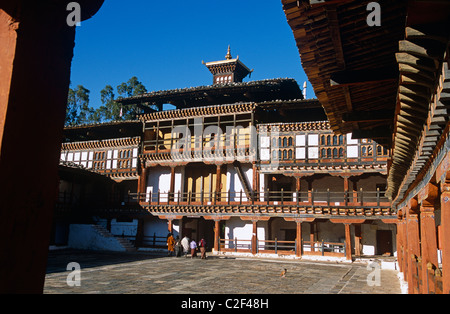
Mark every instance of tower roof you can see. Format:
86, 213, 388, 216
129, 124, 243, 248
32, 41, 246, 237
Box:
203, 47, 253, 84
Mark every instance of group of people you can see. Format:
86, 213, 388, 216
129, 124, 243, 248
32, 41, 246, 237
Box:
166, 233, 207, 259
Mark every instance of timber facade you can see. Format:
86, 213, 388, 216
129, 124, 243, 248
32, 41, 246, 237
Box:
56, 47, 397, 263
283, 0, 450, 294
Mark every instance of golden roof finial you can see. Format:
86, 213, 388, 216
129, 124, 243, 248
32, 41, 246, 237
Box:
225, 45, 232, 60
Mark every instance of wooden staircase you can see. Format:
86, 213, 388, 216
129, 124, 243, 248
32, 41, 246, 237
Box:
233, 161, 254, 201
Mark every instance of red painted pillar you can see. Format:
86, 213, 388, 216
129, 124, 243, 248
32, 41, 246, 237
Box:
407, 198, 421, 294
441, 181, 450, 294
252, 220, 258, 255
216, 164, 222, 202
169, 166, 176, 202
296, 221, 303, 257
344, 223, 352, 261
214, 220, 220, 253
0, 1, 103, 293
419, 183, 439, 294
138, 164, 148, 201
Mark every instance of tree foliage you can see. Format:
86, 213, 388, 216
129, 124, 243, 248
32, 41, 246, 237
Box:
65, 76, 148, 126
65, 85, 94, 126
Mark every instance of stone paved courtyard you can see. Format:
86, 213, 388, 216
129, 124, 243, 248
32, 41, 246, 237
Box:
44, 250, 402, 295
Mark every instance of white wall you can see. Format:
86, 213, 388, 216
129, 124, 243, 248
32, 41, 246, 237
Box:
68, 225, 126, 252
224, 217, 266, 249
226, 164, 253, 201
96, 218, 138, 238
361, 221, 397, 256
146, 166, 184, 202
144, 219, 171, 238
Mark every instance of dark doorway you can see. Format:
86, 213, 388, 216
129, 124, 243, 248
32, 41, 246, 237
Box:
376, 230, 393, 256
284, 229, 296, 242
268, 174, 295, 201
182, 217, 215, 251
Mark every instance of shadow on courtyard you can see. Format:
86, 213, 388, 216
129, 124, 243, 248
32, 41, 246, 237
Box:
45, 249, 169, 274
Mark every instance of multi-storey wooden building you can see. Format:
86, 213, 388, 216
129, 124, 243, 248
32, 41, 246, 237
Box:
282, 0, 450, 293
58, 48, 396, 260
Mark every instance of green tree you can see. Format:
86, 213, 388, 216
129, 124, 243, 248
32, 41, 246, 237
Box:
65, 85, 93, 126
65, 77, 150, 126
99, 84, 122, 121
116, 76, 148, 120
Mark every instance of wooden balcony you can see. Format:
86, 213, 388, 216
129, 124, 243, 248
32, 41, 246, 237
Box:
132, 189, 394, 218
218, 238, 346, 258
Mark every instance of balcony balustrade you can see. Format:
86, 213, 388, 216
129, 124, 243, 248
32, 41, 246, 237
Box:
130, 189, 393, 217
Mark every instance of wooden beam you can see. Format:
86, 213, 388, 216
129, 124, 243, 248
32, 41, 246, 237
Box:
399, 85, 431, 101
396, 52, 439, 72
330, 68, 398, 87
342, 110, 394, 123
309, 0, 353, 7
399, 40, 446, 60
352, 127, 392, 139
400, 73, 437, 89
405, 25, 450, 45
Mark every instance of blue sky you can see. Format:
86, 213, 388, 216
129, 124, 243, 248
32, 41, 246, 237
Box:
70, 0, 312, 108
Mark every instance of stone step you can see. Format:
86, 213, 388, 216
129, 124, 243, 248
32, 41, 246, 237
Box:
92, 224, 136, 252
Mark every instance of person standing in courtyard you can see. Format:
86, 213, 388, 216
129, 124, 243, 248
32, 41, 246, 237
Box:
174, 236, 182, 257
190, 239, 197, 258
199, 238, 207, 259
167, 233, 175, 257
181, 235, 190, 258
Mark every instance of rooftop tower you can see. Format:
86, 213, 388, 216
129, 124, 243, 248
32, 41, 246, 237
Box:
203, 46, 253, 85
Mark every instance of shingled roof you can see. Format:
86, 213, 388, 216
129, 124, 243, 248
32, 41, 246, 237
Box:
116, 78, 303, 111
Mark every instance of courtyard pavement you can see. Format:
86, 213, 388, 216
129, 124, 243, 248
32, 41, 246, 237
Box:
44, 249, 402, 296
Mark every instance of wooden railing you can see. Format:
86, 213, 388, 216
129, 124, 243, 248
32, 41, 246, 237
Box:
426, 262, 444, 294
302, 240, 345, 257
411, 255, 444, 294
218, 238, 345, 257
131, 189, 390, 209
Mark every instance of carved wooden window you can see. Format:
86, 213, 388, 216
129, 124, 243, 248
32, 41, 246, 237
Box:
376, 145, 388, 156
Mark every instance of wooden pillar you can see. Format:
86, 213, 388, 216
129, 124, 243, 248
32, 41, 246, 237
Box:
203, 215, 230, 254
296, 221, 303, 257
396, 209, 406, 276
354, 224, 362, 257
419, 183, 439, 294
216, 164, 222, 202
214, 220, 220, 253
310, 222, 315, 252
252, 220, 258, 255
285, 218, 314, 257
330, 219, 364, 261
0, 1, 104, 294
343, 176, 349, 193
138, 165, 149, 199
252, 163, 259, 200
307, 177, 313, 204
295, 176, 301, 202
168, 219, 174, 234
169, 166, 176, 202
407, 197, 421, 294
441, 173, 450, 294
344, 223, 352, 261
342, 175, 351, 204
351, 177, 359, 202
